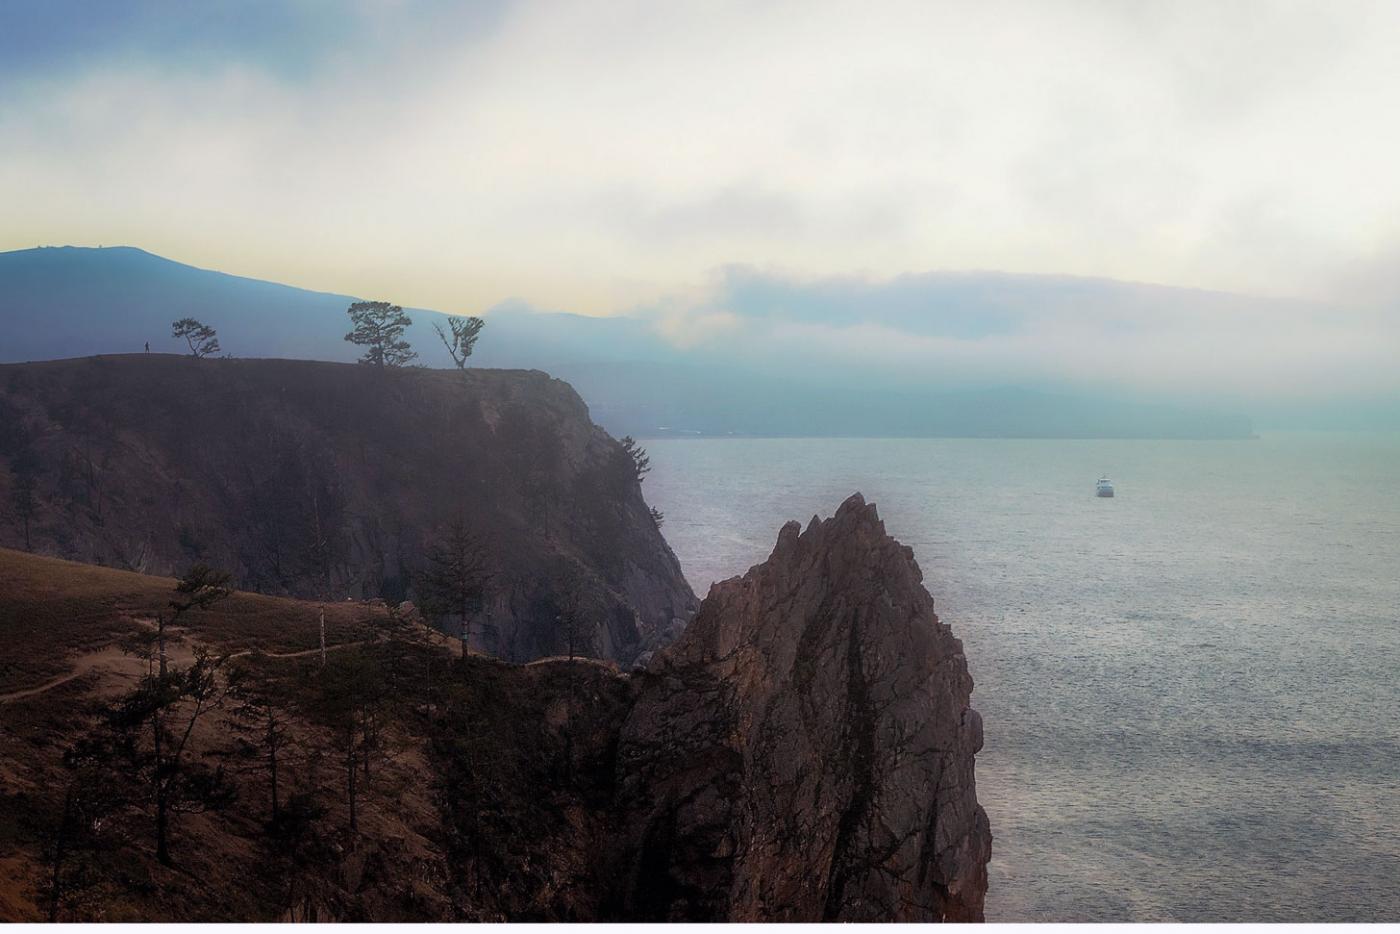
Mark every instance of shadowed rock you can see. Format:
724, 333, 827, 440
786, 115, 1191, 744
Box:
614, 492, 991, 921
0, 354, 696, 664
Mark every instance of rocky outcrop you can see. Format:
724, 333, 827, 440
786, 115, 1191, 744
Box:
440, 494, 991, 921
612, 493, 990, 921
0, 354, 696, 663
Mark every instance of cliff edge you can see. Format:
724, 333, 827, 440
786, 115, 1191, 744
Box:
0, 354, 695, 663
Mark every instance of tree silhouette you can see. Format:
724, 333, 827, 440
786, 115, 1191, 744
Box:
417, 521, 491, 654
344, 301, 416, 367
171, 318, 220, 358
433, 316, 485, 369
619, 436, 651, 483
108, 644, 236, 866
107, 564, 236, 865
40, 736, 128, 921
227, 660, 292, 823
311, 650, 391, 836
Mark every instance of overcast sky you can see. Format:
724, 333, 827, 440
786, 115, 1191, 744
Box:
2, 0, 1398, 404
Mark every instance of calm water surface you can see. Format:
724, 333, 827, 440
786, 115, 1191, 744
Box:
642, 433, 1400, 922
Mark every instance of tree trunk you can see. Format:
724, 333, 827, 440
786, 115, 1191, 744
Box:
424, 656, 433, 716
158, 614, 167, 679
362, 712, 372, 779
156, 789, 171, 866
319, 607, 327, 669
268, 721, 280, 823
153, 620, 168, 865
47, 788, 75, 922
346, 729, 358, 835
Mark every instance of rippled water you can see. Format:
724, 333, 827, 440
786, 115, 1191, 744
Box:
642, 433, 1400, 922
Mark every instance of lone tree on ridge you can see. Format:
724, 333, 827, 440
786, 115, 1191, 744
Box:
171, 318, 220, 358
344, 301, 416, 367
433, 316, 485, 369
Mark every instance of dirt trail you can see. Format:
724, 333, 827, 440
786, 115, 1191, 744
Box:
523, 654, 621, 672
0, 636, 370, 705
0, 645, 143, 705
229, 641, 367, 661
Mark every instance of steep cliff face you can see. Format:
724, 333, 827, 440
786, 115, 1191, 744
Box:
613, 493, 991, 921
0, 355, 695, 663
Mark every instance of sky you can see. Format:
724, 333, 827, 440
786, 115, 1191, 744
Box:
2, 0, 1399, 407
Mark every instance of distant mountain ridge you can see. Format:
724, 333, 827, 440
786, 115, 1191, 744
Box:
0, 245, 1255, 439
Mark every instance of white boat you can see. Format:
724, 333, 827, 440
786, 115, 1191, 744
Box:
1096, 476, 1115, 497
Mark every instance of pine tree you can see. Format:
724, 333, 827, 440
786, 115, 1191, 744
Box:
344, 301, 416, 367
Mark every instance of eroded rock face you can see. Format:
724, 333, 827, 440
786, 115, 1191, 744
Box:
614, 493, 991, 921
0, 355, 696, 664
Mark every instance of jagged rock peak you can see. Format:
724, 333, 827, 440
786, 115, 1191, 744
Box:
618, 493, 991, 922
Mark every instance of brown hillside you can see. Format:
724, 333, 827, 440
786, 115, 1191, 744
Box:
0, 546, 450, 921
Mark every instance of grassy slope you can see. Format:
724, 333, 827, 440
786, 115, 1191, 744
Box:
0, 546, 634, 922
0, 547, 376, 694
0, 547, 435, 921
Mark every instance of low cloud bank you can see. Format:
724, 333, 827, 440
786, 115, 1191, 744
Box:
637, 266, 1399, 410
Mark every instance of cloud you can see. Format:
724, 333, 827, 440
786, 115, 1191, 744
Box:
2, 0, 1400, 335
641, 265, 1400, 404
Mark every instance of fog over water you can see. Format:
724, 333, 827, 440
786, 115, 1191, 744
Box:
644, 432, 1400, 921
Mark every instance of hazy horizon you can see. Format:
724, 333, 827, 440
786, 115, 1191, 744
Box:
3, 1, 1398, 420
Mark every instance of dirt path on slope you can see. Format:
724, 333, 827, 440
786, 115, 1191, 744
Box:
228, 640, 368, 661
0, 644, 144, 704
0, 633, 371, 705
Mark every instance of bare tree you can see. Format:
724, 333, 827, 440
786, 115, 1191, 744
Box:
433, 316, 485, 369
171, 318, 220, 358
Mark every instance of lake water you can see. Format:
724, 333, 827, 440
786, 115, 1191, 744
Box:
642, 433, 1400, 922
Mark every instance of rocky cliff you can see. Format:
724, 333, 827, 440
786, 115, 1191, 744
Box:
612, 493, 990, 921
0, 354, 695, 663
0, 494, 988, 921
435, 494, 990, 921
